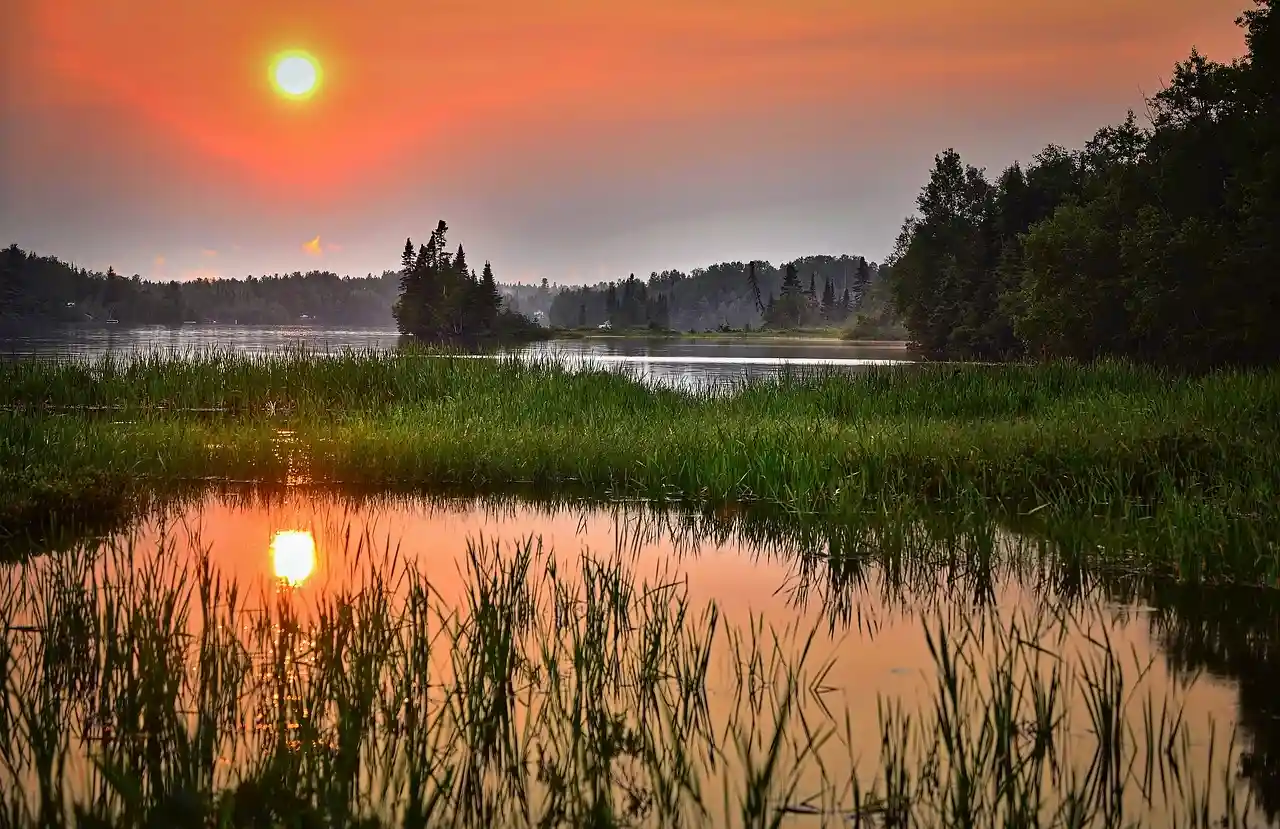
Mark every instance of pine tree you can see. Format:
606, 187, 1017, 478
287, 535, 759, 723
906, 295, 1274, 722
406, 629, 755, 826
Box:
781, 263, 802, 294
480, 261, 501, 328
746, 260, 765, 315
808, 272, 816, 297
841, 287, 852, 319
400, 238, 415, 274
822, 278, 836, 315
852, 257, 871, 310
393, 237, 418, 335
773, 263, 804, 327
432, 221, 450, 270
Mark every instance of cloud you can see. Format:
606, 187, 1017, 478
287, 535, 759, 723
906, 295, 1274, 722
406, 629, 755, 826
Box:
201, 248, 218, 257
153, 254, 166, 267
325, 241, 343, 253
302, 235, 323, 256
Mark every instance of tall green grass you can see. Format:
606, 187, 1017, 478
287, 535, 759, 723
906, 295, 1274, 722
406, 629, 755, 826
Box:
0, 526, 1261, 827
3, 351, 1277, 579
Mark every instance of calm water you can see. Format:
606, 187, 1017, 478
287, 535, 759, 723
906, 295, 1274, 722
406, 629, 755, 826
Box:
6, 491, 1277, 825
0, 325, 913, 389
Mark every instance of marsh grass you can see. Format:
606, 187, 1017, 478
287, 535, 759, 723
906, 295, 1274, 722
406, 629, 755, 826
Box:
2, 350, 1278, 580
0, 522, 1265, 828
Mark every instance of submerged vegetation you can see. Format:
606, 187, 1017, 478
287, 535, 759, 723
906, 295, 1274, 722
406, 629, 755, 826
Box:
2, 350, 1277, 581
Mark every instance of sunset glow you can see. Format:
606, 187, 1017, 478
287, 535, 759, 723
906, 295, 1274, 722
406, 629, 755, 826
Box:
270, 530, 316, 585
0, 0, 1250, 281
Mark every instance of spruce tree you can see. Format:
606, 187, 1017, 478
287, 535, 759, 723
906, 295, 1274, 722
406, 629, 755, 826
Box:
401, 238, 415, 273
852, 257, 871, 309
393, 237, 418, 335
432, 221, 450, 270
822, 278, 836, 314
481, 261, 501, 327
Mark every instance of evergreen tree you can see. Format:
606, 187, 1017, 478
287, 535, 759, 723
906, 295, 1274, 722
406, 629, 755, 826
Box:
480, 261, 501, 328
822, 278, 836, 315
746, 261, 765, 315
768, 262, 806, 327
393, 237, 418, 335
452, 244, 468, 279
432, 221, 450, 270
400, 238, 415, 273
852, 258, 871, 310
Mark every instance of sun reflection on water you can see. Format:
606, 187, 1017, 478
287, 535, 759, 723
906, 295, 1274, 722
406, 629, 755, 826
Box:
270, 530, 316, 586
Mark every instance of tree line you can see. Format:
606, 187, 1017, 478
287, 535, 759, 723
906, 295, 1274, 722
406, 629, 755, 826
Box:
0, 244, 401, 328
886, 1, 1279, 367
543, 255, 903, 333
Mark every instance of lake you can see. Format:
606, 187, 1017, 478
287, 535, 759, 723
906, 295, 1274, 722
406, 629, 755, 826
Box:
4, 489, 1276, 826
0, 325, 913, 389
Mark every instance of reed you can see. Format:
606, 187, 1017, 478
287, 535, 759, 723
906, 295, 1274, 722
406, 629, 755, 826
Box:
0, 526, 1260, 827
3, 351, 1277, 581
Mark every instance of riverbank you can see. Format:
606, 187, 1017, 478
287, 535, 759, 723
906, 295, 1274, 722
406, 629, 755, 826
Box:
3, 352, 1277, 579
546, 325, 905, 344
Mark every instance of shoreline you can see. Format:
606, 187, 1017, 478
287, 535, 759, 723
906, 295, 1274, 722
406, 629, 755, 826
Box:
3, 353, 1276, 583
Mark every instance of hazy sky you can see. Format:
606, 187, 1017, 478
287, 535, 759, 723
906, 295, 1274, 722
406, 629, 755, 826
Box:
0, 0, 1247, 284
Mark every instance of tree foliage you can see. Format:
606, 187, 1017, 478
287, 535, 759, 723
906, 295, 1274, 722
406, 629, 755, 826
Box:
544, 255, 895, 332
392, 221, 536, 341
886, 1, 1280, 367
0, 244, 400, 327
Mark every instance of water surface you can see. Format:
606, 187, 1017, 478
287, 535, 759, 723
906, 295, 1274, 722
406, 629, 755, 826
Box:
0, 325, 912, 389
6, 491, 1277, 826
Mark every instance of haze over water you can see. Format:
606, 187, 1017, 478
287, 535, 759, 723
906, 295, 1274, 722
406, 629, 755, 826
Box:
0, 327, 914, 389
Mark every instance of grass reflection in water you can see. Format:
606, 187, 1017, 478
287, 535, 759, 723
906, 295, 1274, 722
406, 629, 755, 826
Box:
0, 510, 1268, 828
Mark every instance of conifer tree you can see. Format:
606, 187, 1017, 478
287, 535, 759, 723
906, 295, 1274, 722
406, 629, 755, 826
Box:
480, 261, 501, 327
852, 257, 871, 309
400, 238, 415, 274
393, 237, 418, 335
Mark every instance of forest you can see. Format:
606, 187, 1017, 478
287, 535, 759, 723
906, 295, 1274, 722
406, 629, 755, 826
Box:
2, 240, 905, 338
541, 255, 902, 334
886, 1, 1278, 367
0, 244, 401, 327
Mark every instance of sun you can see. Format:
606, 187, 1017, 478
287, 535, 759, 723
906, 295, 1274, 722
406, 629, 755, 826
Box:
270, 530, 316, 586
270, 50, 321, 99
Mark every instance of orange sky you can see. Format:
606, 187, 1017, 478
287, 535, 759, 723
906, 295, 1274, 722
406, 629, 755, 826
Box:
0, 0, 1248, 283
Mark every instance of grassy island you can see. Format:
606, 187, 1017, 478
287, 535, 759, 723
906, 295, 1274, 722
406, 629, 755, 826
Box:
3, 350, 1276, 581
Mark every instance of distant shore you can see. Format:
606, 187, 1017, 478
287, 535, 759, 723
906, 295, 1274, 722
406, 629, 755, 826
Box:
546, 326, 910, 347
